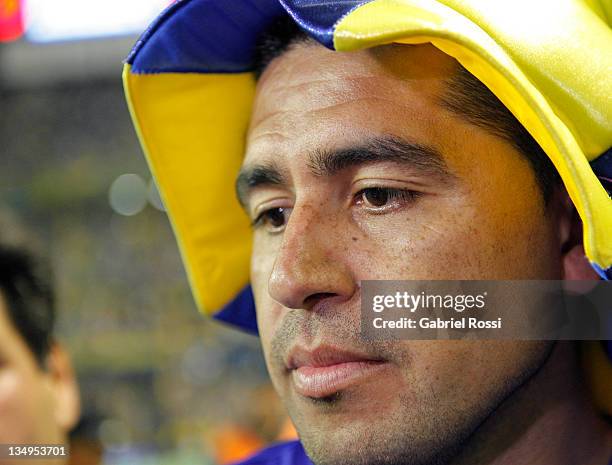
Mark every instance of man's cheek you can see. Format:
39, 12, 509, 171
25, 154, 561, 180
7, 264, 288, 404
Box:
255, 300, 282, 342
352, 224, 478, 280
255, 307, 289, 398
253, 287, 284, 360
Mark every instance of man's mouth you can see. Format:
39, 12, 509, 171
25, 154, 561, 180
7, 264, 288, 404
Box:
286, 345, 388, 398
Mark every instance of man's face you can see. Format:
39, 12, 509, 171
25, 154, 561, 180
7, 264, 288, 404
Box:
0, 293, 76, 463
243, 43, 563, 465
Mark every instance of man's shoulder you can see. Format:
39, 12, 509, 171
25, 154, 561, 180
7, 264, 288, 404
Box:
233, 440, 313, 465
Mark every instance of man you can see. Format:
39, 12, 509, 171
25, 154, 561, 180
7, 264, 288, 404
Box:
123, 1, 612, 464
0, 246, 80, 464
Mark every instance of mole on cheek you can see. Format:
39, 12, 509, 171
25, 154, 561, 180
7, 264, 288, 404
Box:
352, 237, 358, 242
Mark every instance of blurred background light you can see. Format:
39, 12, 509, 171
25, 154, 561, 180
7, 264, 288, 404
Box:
0, 0, 25, 42
180, 343, 225, 387
109, 173, 148, 216
25, 0, 172, 43
147, 179, 166, 212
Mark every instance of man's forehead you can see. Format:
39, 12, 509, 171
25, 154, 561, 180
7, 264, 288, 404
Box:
251, 43, 455, 114
245, 43, 457, 165
256, 41, 457, 89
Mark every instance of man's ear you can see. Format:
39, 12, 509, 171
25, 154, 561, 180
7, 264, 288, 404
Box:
554, 187, 600, 280
46, 343, 81, 432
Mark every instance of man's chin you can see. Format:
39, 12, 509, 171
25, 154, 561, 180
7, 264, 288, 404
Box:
294, 415, 462, 465
282, 388, 452, 465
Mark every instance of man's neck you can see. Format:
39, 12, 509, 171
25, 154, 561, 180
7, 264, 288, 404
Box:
453, 342, 612, 465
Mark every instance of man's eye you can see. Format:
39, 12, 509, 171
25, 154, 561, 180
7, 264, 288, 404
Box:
355, 187, 420, 209
252, 207, 289, 231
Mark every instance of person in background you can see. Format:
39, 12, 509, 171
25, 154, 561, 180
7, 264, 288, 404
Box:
0, 245, 80, 464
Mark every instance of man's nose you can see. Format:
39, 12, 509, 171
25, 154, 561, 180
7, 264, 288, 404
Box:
267, 205, 356, 311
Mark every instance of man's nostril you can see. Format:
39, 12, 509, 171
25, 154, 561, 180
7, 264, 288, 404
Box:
303, 292, 337, 309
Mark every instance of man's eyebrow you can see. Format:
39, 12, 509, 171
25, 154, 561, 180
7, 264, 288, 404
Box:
236, 162, 287, 208
235, 136, 454, 208
307, 136, 452, 179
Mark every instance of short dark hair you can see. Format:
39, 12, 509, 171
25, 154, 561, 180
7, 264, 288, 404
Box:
0, 246, 55, 366
252, 16, 561, 203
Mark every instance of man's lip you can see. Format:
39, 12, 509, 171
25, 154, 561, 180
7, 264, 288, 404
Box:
286, 345, 383, 370
286, 346, 388, 398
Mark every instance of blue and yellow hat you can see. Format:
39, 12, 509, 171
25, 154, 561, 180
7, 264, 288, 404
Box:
123, 0, 612, 408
